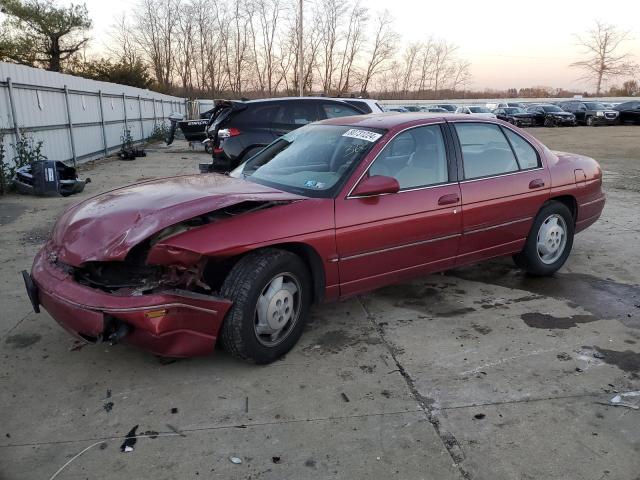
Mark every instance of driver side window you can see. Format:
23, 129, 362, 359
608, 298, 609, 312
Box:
369, 125, 449, 190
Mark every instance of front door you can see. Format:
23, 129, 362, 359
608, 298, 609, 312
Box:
451, 121, 551, 266
335, 124, 462, 297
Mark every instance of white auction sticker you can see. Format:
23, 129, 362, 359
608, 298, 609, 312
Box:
342, 129, 382, 142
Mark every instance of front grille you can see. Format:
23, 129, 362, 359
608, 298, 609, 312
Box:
74, 262, 164, 293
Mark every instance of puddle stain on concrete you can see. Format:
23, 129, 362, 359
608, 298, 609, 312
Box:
592, 347, 640, 373
303, 329, 381, 354
521, 312, 598, 329
5, 333, 42, 348
375, 282, 477, 317
451, 260, 640, 328
0, 203, 27, 225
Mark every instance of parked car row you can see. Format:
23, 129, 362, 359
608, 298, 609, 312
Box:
389, 100, 640, 127
171, 95, 640, 175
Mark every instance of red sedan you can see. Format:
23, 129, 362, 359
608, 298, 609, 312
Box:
24, 114, 605, 363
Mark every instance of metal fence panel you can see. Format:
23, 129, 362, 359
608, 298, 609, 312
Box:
0, 62, 186, 168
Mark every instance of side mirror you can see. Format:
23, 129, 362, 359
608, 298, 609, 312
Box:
352, 175, 400, 197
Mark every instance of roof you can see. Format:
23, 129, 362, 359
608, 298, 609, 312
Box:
242, 96, 363, 104
317, 112, 473, 129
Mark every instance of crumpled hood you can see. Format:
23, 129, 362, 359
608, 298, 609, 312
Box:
50, 174, 302, 266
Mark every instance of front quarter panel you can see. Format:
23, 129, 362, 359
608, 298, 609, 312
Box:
149, 198, 340, 293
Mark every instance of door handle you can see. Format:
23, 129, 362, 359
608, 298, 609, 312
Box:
438, 193, 460, 206
529, 179, 545, 189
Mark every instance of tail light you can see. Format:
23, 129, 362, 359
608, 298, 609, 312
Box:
217, 128, 241, 138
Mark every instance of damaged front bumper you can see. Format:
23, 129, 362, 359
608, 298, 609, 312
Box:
25, 246, 233, 357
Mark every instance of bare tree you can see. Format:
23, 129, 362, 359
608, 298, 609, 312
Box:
360, 10, 397, 95
400, 43, 420, 94
135, 0, 181, 86
107, 14, 141, 65
317, 0, 346, 94
335, 1, 368, 94
416, 38, 435, 93
570, 21, 638, 95
431, 39, 456, 98
448, 58, 471, 92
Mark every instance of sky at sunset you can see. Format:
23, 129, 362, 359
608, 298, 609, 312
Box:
4, 0, 640, 91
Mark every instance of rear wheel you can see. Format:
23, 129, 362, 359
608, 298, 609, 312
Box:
219, 249, 311, 364
513, 201, 574, 276
543, 117, 555, 127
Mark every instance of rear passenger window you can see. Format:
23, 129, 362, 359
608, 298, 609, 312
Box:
344, 100, 372, 113
322, 103, 362, 118
369, 125, 448, 189
454, 123, 519, 179
234, 104, 282, 124
503, 129, 540, 170
274, 101, 318, 125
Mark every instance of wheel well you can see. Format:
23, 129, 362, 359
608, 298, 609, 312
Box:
203, 243, 325, 304
272, 243, 326, 304
549, 195, 577, 222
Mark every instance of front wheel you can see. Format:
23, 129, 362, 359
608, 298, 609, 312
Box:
586, 116, 594, 126
219, 249, 312, 364
513, 201, 574, 276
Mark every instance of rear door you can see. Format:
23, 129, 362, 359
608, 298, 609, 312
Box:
335, 123, 462, 296
270, 100, 321, 137
320, 101, 364, 119
451, 121, 550, 266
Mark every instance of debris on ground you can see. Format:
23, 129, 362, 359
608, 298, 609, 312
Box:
341, 392, 350, 403
14, 160, 90, 197
142, 430, 159, 439
118, 130, 146, 160
171, 407, 178, 414
229, 456, 242, 464
597, 391, 640, 410
474, 413, 486, 420
120, 425, 138, 453
103, 401, 114, 413
272, 456, 282, 464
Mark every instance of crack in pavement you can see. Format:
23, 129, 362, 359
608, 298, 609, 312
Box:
357, 297, 471, 480
0, 310, 32, 342
0, 408, 423, 449
438, 391, 613, 411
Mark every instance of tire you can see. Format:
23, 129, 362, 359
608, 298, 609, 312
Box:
513, 201, 575, 276
586, 116, 594, 126
543, 117, 554, 128
219, 249, 312, 364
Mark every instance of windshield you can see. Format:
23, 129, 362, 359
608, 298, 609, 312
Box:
584, 102, 606, 110
541, 106, 563, 113
469, 106, 491, 113
231, 124, 385, 198
503, 107, 524, 114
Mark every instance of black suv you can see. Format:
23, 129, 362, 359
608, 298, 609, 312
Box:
203, 98, 365, 171
557, 101, 619, 126
613, 101, 640, 125
526, 104, 576, 127
492, 107, 536, 127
